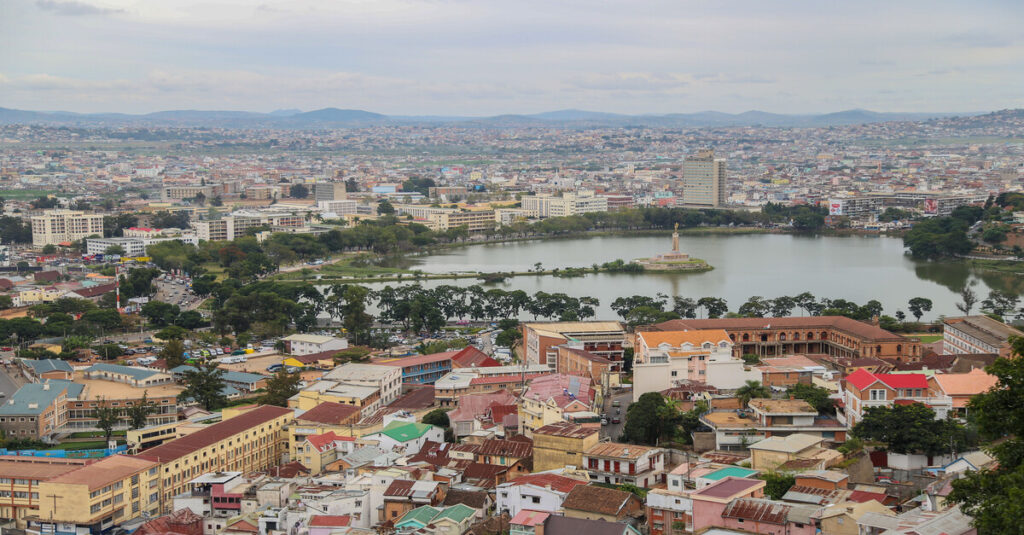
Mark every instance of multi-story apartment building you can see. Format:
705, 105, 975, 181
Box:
644, 316, 921, 362
518, 374, 594, 437
942, 315, 1023, 358
30, 210, 105, 247
432, 364, 552, 407
646, 463, 698, 535
85, 232, 198, 257
0, 380, 80, 439
161, 185, 213, 202
583, 442, 666, 488
531, 421, 600, 472
681, 150, 727, 208
840, 369, 952, 426
632, 330, 734, 399
313, 182, 348, 202
520, 191, 608, 218
317, 199, 359, 216
521, 321, 626, 368
193, 211, 306, 241
0, 456, 94, 523
133, 405, 293, 513
322, 363, 402, 406
375, 352, 454, 385
32, 455, 160, 535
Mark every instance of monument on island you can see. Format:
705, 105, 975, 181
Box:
633, 223, 711, 271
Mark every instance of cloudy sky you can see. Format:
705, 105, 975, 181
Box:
1, 0, 1022, 115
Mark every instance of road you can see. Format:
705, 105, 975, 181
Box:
601, 390, 634, 441
153, 278, 203, 311
0, 357, 23, 399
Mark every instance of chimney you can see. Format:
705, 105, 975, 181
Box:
43, 383, 50, 390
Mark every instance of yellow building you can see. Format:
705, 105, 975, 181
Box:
286, 402, 362, 461
133, 405, 293, 513
531, 421, 600, 472
289, 384, 380, 412
32, 455, 159, 534
0, 456, 93, 523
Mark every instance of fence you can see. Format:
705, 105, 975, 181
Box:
0, 445, 128, 459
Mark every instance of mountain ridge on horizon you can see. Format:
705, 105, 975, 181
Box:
0, 105, 993, 128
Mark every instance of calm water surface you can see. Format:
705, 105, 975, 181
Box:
359, 233, 1024, 321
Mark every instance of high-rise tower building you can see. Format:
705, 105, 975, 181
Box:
681, 150, 727, 207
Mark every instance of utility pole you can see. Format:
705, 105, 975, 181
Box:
46, 492, 63, 521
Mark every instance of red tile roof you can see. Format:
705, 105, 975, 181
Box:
305, 431, 353, 452
134, 509, 204, 535
451, 346, 500, 368
477, 438, 533, 459
135, 405, 292, 463
844, 369, 878, 390
500, 473, 587, 493
298, 402, 361, 425
309, 515, 351, 527
848, 490, 888, 503
876, 373, 928, 389
722, 498, 790, 524
651, 316, 909, 342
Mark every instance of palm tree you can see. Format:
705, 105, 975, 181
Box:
736, 380, 772, 407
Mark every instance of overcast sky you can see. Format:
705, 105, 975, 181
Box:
1, 0, 1022, 115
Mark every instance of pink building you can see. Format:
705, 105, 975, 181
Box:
691, 477, 765, 532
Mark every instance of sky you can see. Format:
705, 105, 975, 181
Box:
1, 0, 1023, 116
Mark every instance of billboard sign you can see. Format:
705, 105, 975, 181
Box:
828, 200, 844, 216
923, 198, 938, 214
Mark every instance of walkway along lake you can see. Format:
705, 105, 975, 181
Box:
350, 233, 1024, 322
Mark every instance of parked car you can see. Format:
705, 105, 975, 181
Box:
612, 417, 621, 424
267, 364, 283, 373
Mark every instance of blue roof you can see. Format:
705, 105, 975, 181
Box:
221, 371, 266, 384
170, 365, 197, 374
86, 363, 162, 381
22, 359, 73, 374
0, 380, 83, 415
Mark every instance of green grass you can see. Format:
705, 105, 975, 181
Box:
910, 334, 943, 343
967, 259, 1024, 274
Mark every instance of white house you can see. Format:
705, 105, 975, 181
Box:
632, 329, 758, 400
361, 415, 444, 455
495, 473, 588, 517
283, 334, 349, 356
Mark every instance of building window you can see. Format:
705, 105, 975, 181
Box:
869, 389, 886, 401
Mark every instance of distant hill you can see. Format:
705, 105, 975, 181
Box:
0, 106, 989, 128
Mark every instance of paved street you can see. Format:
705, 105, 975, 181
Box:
601, 389, 633, 441
0, 357, 24, 399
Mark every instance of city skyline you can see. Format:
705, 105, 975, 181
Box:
1, 0, 1022, 115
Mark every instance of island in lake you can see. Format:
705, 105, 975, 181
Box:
633, 223, 713, 272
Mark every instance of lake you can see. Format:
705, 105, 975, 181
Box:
358, 233, 1024, 321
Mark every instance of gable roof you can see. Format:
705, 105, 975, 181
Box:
308, 515, 351, 528
543, 515, 636, 535
498, 473, 587, 494
638, 329, 732, 348
932, 368, 999, 396
451, 346, 500, 368
846, 368, 928, 390
22, 358, 73, 374
722, 498, 790, 524
297, 401, 361, 424
135, 405, 292, 462
561, 485, 638, 516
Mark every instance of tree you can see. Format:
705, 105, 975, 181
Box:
159, 338, 186, 369
290, 184, 309, 199
41, 244, 57, 254
622, 392, 682, 446
141, 300, 180, 327
126, 391, 156, 430
377, 199, 396, 215
907, 297, 933, 322
697, 297, 728, 319
759, 472, 796, 500
735, 380, 771, 407
178, 363, 227, 411
260, 369, 301, 407
956, 286, 978, 315
738, 296, 770, 318
94, 401, 120, 445
422, 408, 450, 428
104, 244, 126, 257
852, 403, 967, 456
981, 290, 1020, 318
948, 340, 1024, 532
155, 325, 189, 341
787, 383, 834, 414
769, 296, 796, 317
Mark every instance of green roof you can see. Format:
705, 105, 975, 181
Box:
433, 504, 476, 523
379, 420, 433, 442
395, 505, 441, 528
703, 466, 758, 481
